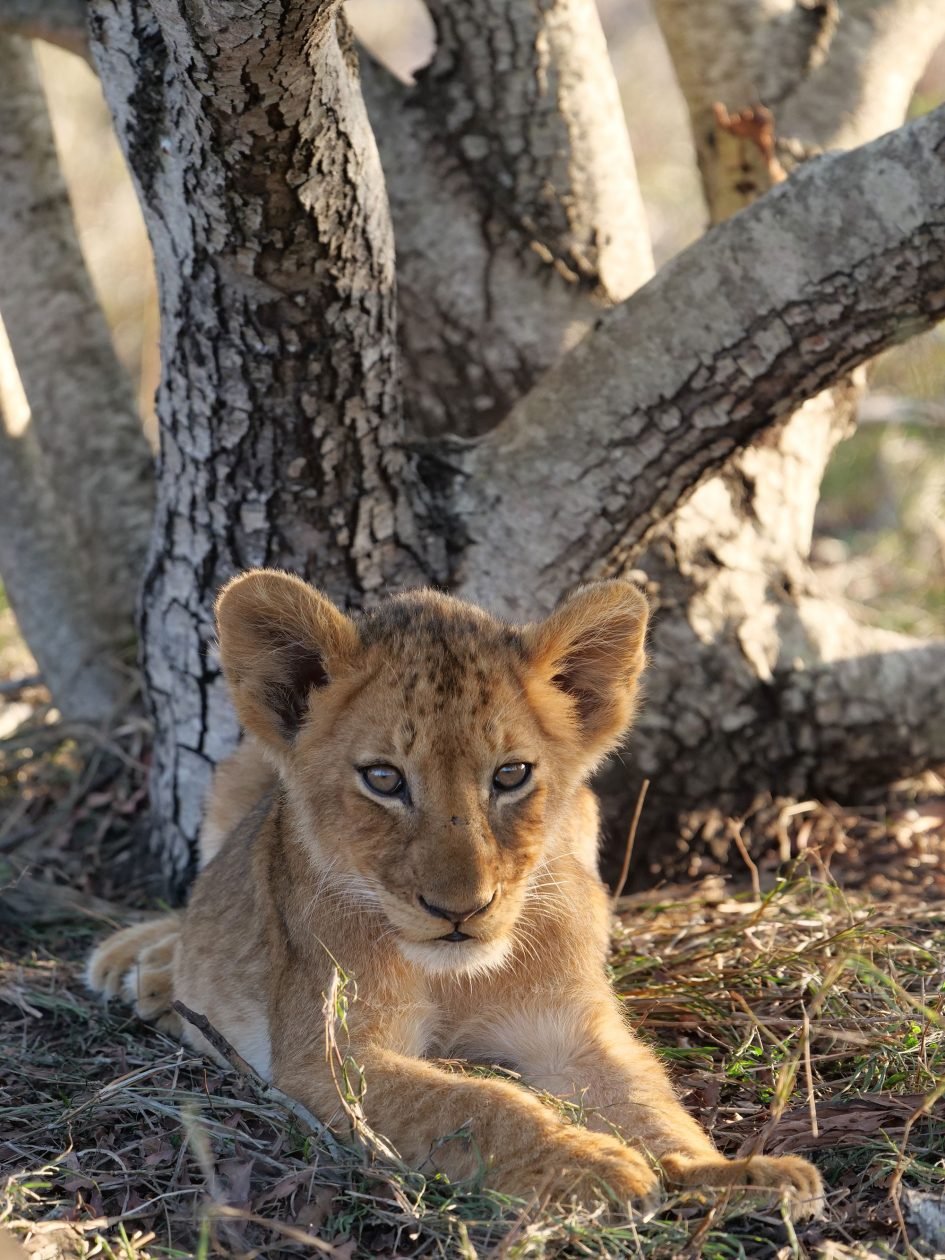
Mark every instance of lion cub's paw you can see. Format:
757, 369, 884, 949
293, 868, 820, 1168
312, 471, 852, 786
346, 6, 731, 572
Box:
86, 916, 183, 1035
661, 1151, 824, 1219
543, 1129, 659, 1210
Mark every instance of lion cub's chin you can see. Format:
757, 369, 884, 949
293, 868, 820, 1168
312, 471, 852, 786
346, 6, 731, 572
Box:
397, 935, 514, 979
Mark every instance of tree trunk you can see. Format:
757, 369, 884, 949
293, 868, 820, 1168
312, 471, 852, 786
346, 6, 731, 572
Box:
0, 393, 133, 719
88, 0, 439, 881
0, 31, 153, 716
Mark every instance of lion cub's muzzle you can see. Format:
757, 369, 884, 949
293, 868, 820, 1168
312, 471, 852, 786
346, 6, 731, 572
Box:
417, 890, 497, 941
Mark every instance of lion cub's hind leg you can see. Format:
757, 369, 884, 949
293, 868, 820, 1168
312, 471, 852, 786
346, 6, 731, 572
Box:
86, 915, 183, 1037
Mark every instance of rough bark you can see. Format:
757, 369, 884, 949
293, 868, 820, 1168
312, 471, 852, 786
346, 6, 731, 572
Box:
0, 0, 655, 442
677, 598, 945, 801
0, 399, 130, 720
0, 33, 153, 647
594, 0, 945, 865
361, 0, 653, 439
88, 0, 438, 882
0, 0, 655, 443
595, 456, 945, 868
654, 0, 945, 220
451, 105, 945, 610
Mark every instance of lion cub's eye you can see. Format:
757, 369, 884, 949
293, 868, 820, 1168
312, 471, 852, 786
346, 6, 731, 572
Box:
493, 762, 531, 791
361, 764, 405, 797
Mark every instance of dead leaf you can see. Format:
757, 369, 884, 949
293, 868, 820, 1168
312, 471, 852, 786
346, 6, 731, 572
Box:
218, 1157, 254, 1209
294, 1187, 337, 1233
734, 1092, 943, 1155
254, 1167, 318, 1209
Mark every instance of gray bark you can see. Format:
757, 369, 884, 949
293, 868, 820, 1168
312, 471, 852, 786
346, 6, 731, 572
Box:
0, 33, 152, 713
0, 0, 657, 440
594, 0, 945, 862
361, 0, 653, 439
0, 402, 130, 720
452, 107, 945, 610
88, 0, 438, 879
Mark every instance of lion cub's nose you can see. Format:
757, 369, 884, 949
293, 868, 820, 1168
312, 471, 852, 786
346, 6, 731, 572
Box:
418, 892, 496, 924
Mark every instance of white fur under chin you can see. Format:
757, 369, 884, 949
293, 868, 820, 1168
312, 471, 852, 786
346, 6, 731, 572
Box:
397, 935, 513, 978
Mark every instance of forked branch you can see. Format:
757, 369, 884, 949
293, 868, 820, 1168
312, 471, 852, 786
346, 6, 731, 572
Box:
362, 0, 654, 437
453, 106, 945, 615
654, 0, 945, 218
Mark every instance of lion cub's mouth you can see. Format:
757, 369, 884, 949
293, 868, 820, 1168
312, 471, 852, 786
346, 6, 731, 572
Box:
398, 931, 514, 977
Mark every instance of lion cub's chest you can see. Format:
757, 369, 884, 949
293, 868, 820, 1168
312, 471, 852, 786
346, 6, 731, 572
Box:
409, 977, 524, 1069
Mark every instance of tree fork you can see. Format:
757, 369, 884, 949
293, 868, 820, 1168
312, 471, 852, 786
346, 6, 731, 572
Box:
451, 105, 945, 611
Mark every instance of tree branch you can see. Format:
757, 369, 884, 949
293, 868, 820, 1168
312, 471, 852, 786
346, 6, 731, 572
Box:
0, 397, 129, 721
599, 592, 945, 844
417, 0, 651, 300
653, 0, 945, 220
361, 0, 654, 437
452, 106, 945, 615
0, 33, 153, 640
0, 0, 87, 55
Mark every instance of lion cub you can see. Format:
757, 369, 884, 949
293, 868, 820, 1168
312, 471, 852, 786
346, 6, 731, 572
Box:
88, 570, 823, 1214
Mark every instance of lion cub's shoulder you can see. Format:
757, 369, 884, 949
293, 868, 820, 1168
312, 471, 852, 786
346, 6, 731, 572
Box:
200, 737, 276, 868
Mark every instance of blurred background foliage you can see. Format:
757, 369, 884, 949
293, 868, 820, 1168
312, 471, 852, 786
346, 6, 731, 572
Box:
0, 0, 943, 690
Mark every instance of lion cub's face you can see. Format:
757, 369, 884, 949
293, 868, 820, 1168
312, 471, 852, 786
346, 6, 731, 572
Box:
216, 573, 648, 978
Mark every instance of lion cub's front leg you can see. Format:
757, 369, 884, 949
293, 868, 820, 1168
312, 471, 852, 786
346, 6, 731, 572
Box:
270, 967, 658, 1208
276, 1040, 658, 1207
494, 994, 824, 1219
86, 915, 184, 1037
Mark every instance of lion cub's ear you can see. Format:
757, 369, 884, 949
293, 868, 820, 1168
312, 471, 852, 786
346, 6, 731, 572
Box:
215, 569, 358, 755
524, 580, 649, 762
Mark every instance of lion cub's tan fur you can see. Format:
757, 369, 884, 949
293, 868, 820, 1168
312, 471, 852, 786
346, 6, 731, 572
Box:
88, 571, 823, 1213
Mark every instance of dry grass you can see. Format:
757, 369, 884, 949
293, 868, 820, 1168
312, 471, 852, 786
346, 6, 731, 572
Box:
2, 787, 944, 1259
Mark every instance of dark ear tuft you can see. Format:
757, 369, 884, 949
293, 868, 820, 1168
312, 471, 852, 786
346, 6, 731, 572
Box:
260, 641, 332, 741
215, 570, 358, 755
524, 580, 649, 763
